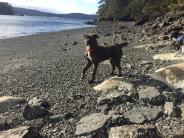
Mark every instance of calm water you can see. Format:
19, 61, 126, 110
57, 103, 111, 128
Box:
0, 15, 94, 39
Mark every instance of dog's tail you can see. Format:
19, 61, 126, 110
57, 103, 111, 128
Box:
115, 41, 128, 48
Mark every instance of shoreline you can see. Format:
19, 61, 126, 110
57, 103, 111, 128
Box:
0, 26, 95, 41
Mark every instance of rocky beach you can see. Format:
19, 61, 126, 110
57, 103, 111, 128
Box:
0, 11, 184, 138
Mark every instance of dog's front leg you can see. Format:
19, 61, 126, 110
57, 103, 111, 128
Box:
81, 60, 92, 79
117, 63, 122, 77
89, 63, 98, 83
110, 59, 116, 76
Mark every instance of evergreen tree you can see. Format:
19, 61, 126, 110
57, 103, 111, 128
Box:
98, 0, 183, 20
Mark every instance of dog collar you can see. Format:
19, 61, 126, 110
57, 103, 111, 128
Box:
86, 48, 94, 53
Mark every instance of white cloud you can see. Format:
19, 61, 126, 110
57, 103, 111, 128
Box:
82, 0, 97, 4
0, 0, 98, 14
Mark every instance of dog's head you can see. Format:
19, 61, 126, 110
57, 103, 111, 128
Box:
83, 34, 99, 47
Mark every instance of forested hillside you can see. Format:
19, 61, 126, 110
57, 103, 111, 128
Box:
0, 2, 14, 15
98, 0, 184, 20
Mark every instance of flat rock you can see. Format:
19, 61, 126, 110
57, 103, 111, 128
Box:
97, 90, 132, 106
138, 86, 160, 99
0, 126, 41, 138
138, 86, 165, 105
0, 96, 26, 113
151, 63, 184, 89
109, 125, 162, 138
135, 40, 173, 49
153, 53, 184, 61
75, 113, 111, 136
94, 77, 133, 92
124, 106, 162, 124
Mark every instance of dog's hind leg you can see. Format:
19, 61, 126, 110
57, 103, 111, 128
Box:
115, 59, 122, 76
81, 59, 92, 79
89, 63, 98, 83
110, 59, 116, 76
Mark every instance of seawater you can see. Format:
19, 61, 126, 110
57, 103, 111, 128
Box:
0, 15, 94, 39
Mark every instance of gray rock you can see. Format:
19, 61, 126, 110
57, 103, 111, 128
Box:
75, 113, 111, 136
138, 86, 164, 105
124, 110, 145, 124
164, 102, 174, 116
138, 86, 160, 99
94, 77, 133, 93
124, 63, 132, 69
124, 106, 162, 124
97, 90, 132, 105
47, 115, 62, 123
109, 125, 162, 138
153, 53, 184, 62
0, 96, 26, 113
0, 126, 41, 138
23, 97, 50, 120
150, 63, 184, 89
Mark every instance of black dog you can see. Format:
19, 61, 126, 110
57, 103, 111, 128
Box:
81, 34, 128, 83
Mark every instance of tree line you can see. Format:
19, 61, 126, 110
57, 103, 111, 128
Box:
0, 2, 14, 15
98, 0, 184, 20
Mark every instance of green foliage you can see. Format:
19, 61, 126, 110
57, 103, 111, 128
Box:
98, 0, 182, 20
0, 2, 14, 15
178, 0, 184, 5
168, 0, 184, 11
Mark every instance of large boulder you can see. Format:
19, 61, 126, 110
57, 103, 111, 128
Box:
75, 113, 111, 136
0, 126, 41, 138
23, 97, 50, 120
0, 96, 26, 113
153, 53, 184, 61
94, 77, 133, 93
109, 125, 162, 138
124, 106, 162, 124
151, 63, 184, 89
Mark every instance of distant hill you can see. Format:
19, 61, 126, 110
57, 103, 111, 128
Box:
0, 2, 14, 15
13, 7, 97, 20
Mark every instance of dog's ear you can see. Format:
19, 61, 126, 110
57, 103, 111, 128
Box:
93, 34, 99, 39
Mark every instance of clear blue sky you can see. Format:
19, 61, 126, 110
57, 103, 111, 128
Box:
0, 0, 98, 14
